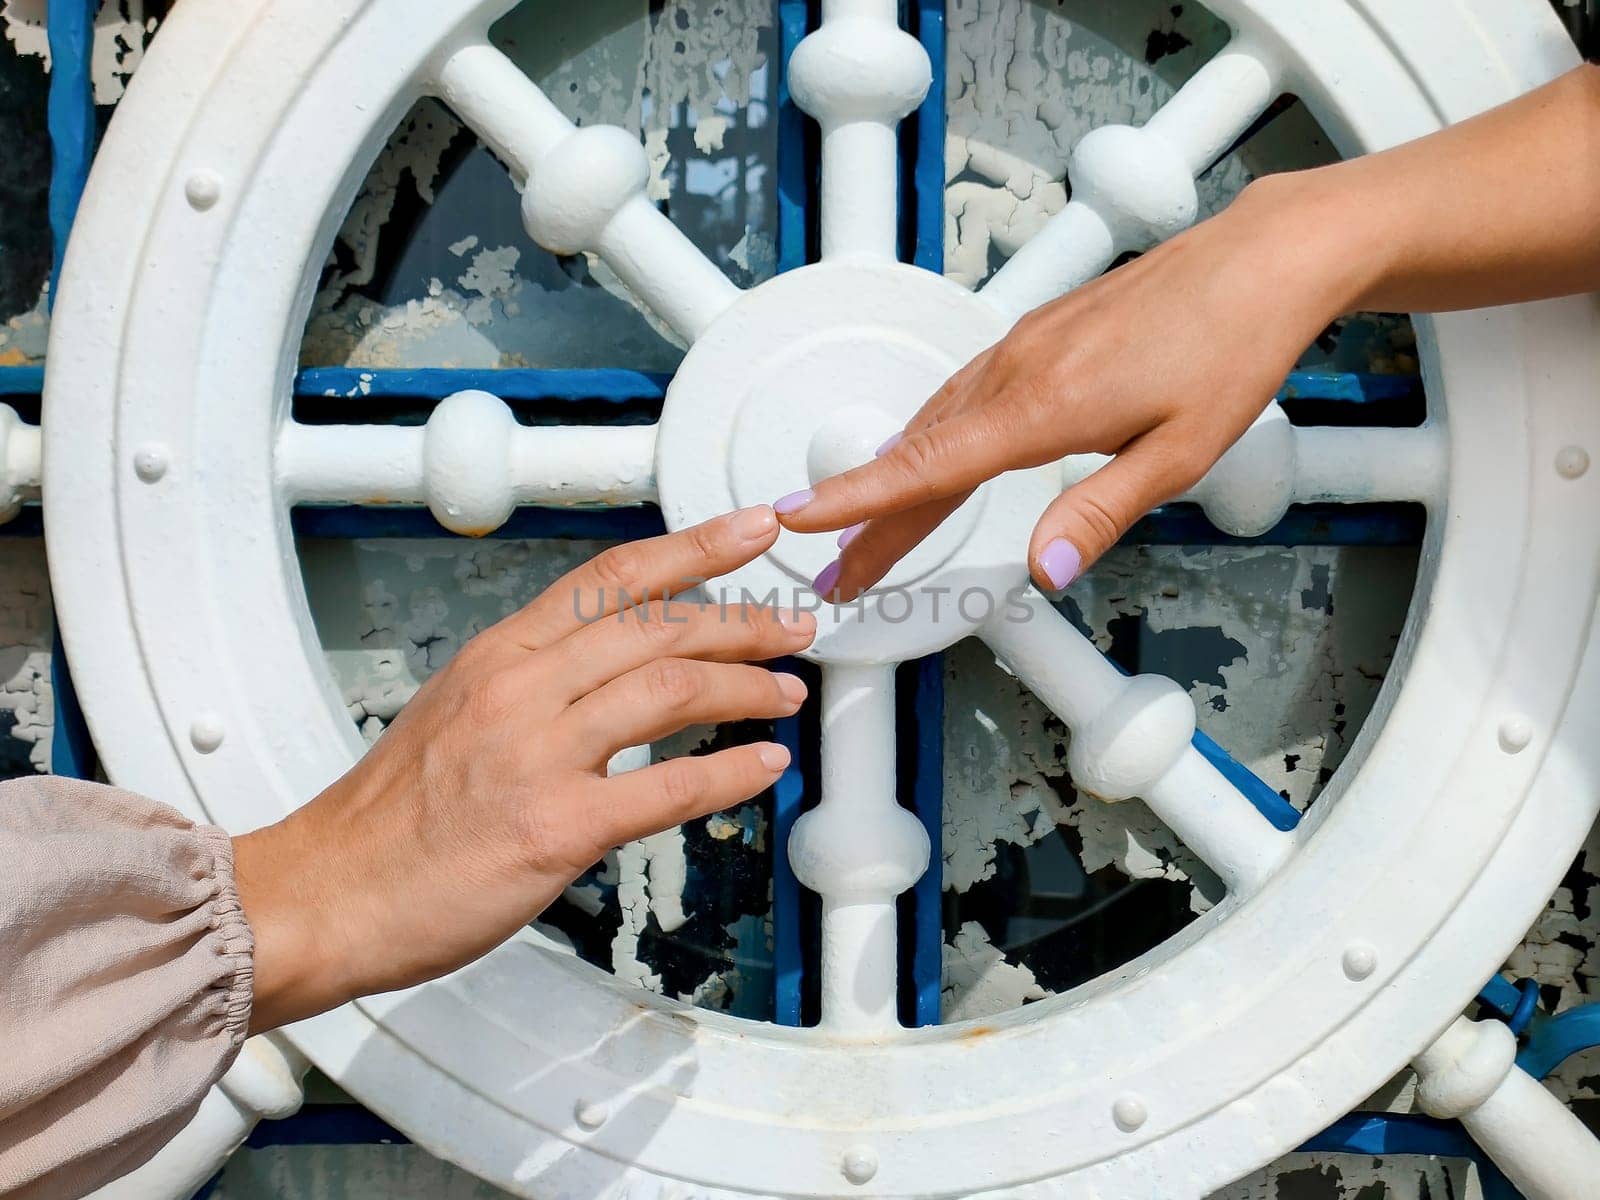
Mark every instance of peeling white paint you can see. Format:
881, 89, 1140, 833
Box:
1211, 1154, 1479, 1200
302, 0, 773, 372
942, 921, 1047, 1020
611, 838, 664, 991
943, 0, 1249, 287
2, 0, 155, 102
0, 541, 51, 773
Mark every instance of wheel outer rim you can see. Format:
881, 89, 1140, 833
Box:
40, 0, 1600, 1195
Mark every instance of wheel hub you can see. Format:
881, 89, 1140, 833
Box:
656, 262, 1059, 663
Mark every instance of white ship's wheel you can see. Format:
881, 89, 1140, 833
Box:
42, 0, 1600, 1196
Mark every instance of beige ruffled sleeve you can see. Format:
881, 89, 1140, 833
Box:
0, 775, 254, 1199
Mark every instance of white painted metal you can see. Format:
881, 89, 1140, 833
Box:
1413, 1018, 1600, 1200
980, 36, 1282, 321
789, 0, 931, 261
434, 41, 741, 343
656, 260, 1061, 663
789, 664, 928, 1035
39, 0, 1600, 1196
0, 405, 41, 523
1058, 415, 1448, 538
276, 392, 657, 534
984, 592, 1291, 894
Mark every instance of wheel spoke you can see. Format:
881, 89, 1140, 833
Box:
429, 43, 741, 343
1414, 1017, 1600, 1195
788, 0, 932, 262
0, 405, 41, 524
982, 593, 1291, 894
786, 662, 929, 1035
1058, 412, 1445, 538
980, 38, 1283, 320
276, 391, 657, 536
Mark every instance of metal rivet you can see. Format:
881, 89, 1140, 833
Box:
841, 1146, 878, 1185
1112, 1094, 1147, 1132
574, 1100, 607, 1131
1498, 716, 1533, 754
1556, 446, 1590, 480
1342, 942, 1378, 981
133, 444, 169, 483
189, 715, 225, 754
184, 170, 222, 211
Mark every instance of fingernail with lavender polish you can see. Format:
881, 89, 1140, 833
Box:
1038, 538, 1082, 591
837, 523, 865, 550
812, 559, 842, 599
875, 432, 903, 457
774, 488, 815, 515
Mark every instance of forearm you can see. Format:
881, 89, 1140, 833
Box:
1231, 64, 1600, 322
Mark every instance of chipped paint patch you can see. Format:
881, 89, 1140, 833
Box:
940, 544, 1415, 1018
944, 0, 1245, 287
2, 0, 156, 102
302, 0, 775, 372
943, 921, 1047, 1020
0, 540, 51, 775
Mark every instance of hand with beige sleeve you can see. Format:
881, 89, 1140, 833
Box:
232, 505, 814, 1031
0, 506, 814, 1199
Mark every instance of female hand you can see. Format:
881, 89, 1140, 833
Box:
775, 177, 1349, 598
775, 65, 1600, 598
233, 506, 815, 1032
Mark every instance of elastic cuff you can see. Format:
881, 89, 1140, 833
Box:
197, 824, 256, 1044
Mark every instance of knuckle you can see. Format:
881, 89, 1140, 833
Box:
685, 521, 724, 565
590, 541, 649, 592
1074, 492, 1125, 551
634, 605, 686, 650
891, 438, 942, 500
645, 658, 702, 708
658, 760, 706, 814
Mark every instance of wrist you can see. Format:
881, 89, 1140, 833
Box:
1224, 166, 1392, 334
233, 815, 352, 1032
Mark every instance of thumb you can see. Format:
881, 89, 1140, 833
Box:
1028, 435, 1195, 592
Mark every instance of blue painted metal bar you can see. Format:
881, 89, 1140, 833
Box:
244, 1105, 410, 1148
1128, 502, 1423, 548
43, 0, 99, 782
10, 498, 1428, 547
904, 0, 947, 1027
1507, 978, 1541, 1037
295, 367, 670, 404
0, 367, 46, 395
1478, 973, 1526, 1022
288, 365, 1418, 409
909, 654, 944, 1026
292, 505, 665, 542
1191, 729, 1302, 832
775, 0, 813, 275
1516, 1000, 1600, 1081
908, 0, 945, 273
1299, 1113, 1521, 1200
46, 0, 96, 293
770, 0, 816, 1026
771, 707, 806, 1026
1099, 650, 1303, 832
1278, 371, 1419, 404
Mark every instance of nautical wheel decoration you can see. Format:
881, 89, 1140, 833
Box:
5, 0, 1598, 1195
